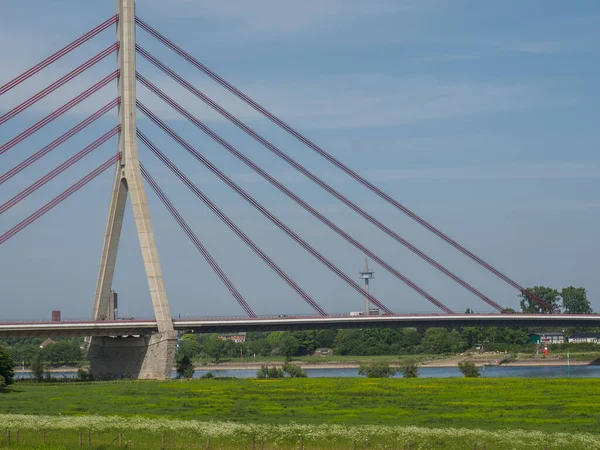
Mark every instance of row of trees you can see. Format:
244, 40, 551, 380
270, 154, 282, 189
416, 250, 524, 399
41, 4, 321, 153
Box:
175, 325, 550, 363
520, 286, 592, 314
4, 339, 84, 366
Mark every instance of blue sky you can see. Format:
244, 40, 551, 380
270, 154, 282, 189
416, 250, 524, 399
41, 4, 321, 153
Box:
1, 0, 599, 320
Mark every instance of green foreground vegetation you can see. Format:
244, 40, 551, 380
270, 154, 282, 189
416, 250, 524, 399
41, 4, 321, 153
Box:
2, 378, 600, 449
2, 415, 600, 450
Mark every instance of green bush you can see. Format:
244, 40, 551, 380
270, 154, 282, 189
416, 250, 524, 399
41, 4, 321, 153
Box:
30, 352, 45, 382
256, 365, 284, 379
201, 372, 215, 379
282, 363, 307, 378
358, 360, 397, 378
76, 367, 94, 382
400, 359, 419, 378
176, 355, 195, 379
458, 361, 480, 378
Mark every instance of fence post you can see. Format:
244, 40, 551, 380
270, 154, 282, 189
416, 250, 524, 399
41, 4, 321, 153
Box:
353, 439, 357, 449
79, 431, 82, 447
206, 435, 210, 450
16, 430, 19, 444
407, 442, 410, 450
474, 444, 477, 450
43, 430, 46, 445
252, 436, 255, 450
261, 436, 264, 450
7, 430, 10, 444
170, 432, 173, 448
362, 437, 366, 449
88, 430, 91, 445
161, 432, 165, 450
119, 432, 123, 448
300, 436, 304, 449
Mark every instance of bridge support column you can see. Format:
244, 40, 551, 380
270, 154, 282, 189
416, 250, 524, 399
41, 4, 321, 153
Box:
88, 331, 177, 380
89, 0, 175, 379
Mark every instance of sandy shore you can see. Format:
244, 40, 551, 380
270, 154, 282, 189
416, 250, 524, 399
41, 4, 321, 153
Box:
197, 357, 592, 370
15, 356, 593, 373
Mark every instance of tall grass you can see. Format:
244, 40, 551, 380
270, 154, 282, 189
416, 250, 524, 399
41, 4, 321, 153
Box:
1, 415, 600, 449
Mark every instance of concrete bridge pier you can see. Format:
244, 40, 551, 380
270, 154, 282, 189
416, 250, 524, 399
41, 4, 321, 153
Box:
88, 0, 177, 381
88, 331, 177, 380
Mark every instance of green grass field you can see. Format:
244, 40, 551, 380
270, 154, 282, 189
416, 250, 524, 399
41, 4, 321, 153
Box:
2, 378, 600, 449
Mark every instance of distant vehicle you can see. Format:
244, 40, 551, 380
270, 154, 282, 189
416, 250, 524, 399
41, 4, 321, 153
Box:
350, 311, 365, 316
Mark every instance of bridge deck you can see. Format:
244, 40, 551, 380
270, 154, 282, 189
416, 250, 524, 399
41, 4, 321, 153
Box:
1, 314, 599, 338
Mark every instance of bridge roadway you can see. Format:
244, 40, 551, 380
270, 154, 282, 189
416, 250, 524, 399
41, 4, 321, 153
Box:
2, 314, 600, 338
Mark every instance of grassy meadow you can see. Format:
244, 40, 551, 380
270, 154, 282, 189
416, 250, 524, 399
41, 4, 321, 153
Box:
2, 378, 600, 448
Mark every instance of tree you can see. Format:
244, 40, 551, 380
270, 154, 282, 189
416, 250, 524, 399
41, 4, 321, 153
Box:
176, 338, 203, 361
247, 338, 272, 357
0, 345, 15, 386
422, 328, 451, 354
204, 336, 226, 363
448, 330, 468, 353
315, 329, 337, 349
358, 360, 397, 378
519, 286, 560, 314
30, 352, 45, 382
460, 327, 483, 348
176, 355, 195, 379
458, 361, 480, 378
561, 287, 592, 314
400, 359, 419, 378
279, 334, 300, 362
42, 340, 83, 365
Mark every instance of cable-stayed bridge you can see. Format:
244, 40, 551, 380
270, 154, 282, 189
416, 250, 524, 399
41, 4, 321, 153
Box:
1, 0, 589, 378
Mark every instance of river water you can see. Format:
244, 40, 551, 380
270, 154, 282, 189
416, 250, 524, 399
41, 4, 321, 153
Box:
14, 365, 600, 379
194, 365, 600, 379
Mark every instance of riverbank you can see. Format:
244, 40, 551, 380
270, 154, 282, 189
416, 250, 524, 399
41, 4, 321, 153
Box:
14, 353, 593, 373
197, 355, 591, 370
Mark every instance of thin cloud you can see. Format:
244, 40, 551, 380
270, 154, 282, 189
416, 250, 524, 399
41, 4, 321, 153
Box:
369, 162, 600, 181
141, 0, 441, 34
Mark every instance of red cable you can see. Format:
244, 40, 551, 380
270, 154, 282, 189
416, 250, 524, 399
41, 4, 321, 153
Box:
0, 126, 119, 215
0, 71, 119, 155
0, 43, 118, 125
0, 154, 119, 246
136, 17, 551, 313
0, 98, 120, 185
138, 131, 328, 317
136, 73, 454, 314
0, 15, 118, 96
140, 163, 257, 318
137, 104, 394, 315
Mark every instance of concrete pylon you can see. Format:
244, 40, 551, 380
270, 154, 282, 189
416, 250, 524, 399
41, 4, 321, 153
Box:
88, 0, 176, 380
